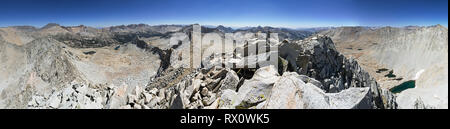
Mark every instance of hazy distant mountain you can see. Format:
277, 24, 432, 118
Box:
234, 26, 314, 40
296, 27, 336, 32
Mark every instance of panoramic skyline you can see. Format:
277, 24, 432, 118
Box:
0, 0, 448, 28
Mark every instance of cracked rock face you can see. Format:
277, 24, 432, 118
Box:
28, 81, 110, 109
236, 65, 279, 108
216, 67, 376, 109
279, 36, 397, 109
264, 72, 374, 109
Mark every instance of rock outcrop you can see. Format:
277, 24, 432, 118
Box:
264, 72, 373, 109
279, 35, 396, 109
0, 24, 402, 109
28, 81, 110, 109
235, 65, 280, 108
321, 25, 448, 109
216, 66, 377, 109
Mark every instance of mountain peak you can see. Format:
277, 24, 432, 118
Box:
41, 23, 61, 29
434, 24, 447, 29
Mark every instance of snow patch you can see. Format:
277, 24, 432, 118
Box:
414, 69, 425, 80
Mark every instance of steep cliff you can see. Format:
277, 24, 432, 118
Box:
321, 25, 448, 108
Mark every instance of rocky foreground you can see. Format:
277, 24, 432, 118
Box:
0, 24, 409, 109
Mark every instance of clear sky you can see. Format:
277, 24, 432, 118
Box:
0, 0, 447, 28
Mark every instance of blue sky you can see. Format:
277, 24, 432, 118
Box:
0, 0, 447, 28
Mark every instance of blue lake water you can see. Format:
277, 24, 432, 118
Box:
390, 80, 416, 93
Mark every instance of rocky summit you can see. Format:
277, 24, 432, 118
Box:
0, 23, 446, 109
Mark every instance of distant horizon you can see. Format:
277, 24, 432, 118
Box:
0, 22, 447, 30
0, 0, 447, 28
